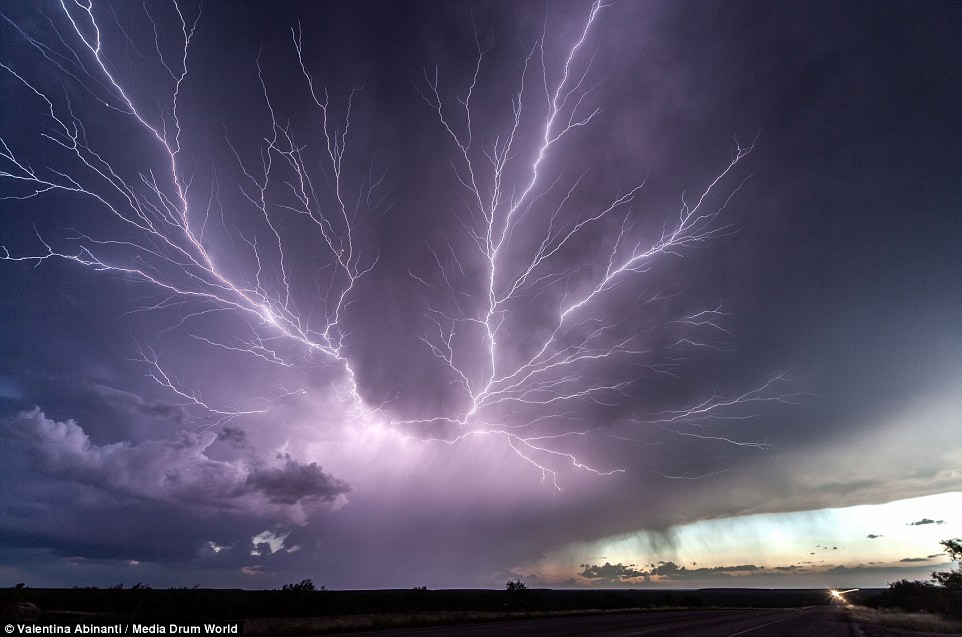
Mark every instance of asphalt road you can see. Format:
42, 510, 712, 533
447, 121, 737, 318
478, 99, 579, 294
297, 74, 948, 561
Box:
330, 606, 855, 636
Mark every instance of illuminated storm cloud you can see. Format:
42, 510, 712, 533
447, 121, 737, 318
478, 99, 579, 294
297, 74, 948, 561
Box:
1, 0, 960, 588
0, 0, 787, 486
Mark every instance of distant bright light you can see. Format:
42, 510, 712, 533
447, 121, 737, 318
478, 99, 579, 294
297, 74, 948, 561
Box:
830, 588, 858, 602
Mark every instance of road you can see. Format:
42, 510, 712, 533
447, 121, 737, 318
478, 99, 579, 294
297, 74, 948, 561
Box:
329, 606, 855, 636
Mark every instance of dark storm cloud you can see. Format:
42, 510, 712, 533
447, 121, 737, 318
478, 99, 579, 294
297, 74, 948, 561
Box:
2, 408, 350, 514
1, 0, 961, 589
246, 455, 351, 505
217, 426, 247, 448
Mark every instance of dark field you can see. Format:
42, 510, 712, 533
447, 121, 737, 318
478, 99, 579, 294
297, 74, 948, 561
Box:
2, 587, 882, 634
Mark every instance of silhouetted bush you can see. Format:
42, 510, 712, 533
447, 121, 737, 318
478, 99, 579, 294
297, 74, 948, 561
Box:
881, 580, 945, 613
504, 579, 538, 611
878, 538, 962, 618
282, 579, 318, 592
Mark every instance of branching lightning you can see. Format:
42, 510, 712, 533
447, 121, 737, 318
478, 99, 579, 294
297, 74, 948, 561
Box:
401, 1, 797, 486
1, 0, 385, 418
1, 0, 793, 488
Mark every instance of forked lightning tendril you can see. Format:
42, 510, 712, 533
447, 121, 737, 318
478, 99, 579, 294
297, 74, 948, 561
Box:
1, 1, 794, 488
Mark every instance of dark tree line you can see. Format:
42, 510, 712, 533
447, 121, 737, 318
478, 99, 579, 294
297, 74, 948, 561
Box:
878, 539, 962, 618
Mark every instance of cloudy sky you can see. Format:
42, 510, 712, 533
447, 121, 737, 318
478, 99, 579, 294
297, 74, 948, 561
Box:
1, 0, 960, 590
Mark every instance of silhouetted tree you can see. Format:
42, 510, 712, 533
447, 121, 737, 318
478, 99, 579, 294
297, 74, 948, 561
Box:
882, 538, 962, 617
282, 579, 317, 592
504, 579, 535, 611
933, 538, 961, 617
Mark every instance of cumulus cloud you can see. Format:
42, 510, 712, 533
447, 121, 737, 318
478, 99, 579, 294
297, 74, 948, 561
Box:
203, 541, 230, 554
4, 408, 350, 520
907, 519, 944, 526
650, 561, 763, 579
250, 530, 299, 556
579, 560, 763, 585
247, 455, 350, 505
579, 562, 648, 583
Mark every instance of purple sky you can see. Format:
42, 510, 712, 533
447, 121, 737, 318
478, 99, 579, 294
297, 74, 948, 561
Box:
1, 0, 960, 590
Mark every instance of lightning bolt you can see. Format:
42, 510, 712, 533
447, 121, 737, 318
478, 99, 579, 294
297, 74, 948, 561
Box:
1, 1, 788, 488
402, 1, 793, 487
1, 0, 385, 418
